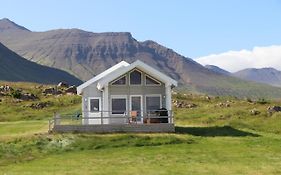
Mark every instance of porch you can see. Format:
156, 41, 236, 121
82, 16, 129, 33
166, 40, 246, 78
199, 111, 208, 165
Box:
49, 110, 175, 133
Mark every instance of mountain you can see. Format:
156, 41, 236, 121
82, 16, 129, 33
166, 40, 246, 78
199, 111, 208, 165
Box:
233, 68, 281, 87
0, 42, 82, 85
205, 65, 231, 75
1, 18, 281, 99
0, 18, 30, 32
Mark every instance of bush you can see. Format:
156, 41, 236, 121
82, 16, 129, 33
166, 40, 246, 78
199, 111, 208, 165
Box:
11, 90, 21, 99
257, 98, 269, 105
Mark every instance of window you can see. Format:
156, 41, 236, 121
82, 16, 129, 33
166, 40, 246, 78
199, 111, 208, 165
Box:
112, 76, 126, 85
112, 97, 127, 114
130, 70, 142, 85
146, 96, 161, 111
90, 98, 100, 112
145, 75, 161, 85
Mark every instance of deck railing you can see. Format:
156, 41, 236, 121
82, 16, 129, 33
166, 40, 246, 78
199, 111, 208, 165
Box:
49, 110, 173, 132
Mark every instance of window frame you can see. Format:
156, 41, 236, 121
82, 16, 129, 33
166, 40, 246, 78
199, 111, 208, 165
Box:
111, 75, 127, 86
129, 69, 142, 86
111, 95, 127, 115
88, 97, 101, 113
145, 75, 161, 86
145, 94, 162, 112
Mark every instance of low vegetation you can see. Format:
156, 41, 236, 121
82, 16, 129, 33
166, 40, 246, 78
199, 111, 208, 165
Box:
1, 82, 281, 174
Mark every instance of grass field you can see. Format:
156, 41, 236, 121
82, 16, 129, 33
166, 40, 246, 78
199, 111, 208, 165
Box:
1, 82, 281, 174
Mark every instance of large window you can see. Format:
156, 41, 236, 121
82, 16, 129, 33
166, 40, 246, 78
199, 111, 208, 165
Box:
146, 95, 161, 111
111, 96, 127, 114
130, 70, 142, 85
89, 98, 100, 112
145, 75, 161, 85
112, 76, 126, 85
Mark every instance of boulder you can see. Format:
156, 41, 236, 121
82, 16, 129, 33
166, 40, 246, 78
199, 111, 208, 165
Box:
20, 93, 38, 101
173, 100, 197, 108
65, 86, 77, 94
0, 85, 13, 93
26, 101, 52, 109
215, 102, 231, 108
250, 108, 260, 115
42, 87, 62, 95
267, 106, 281, 115
57, 82, 69, 88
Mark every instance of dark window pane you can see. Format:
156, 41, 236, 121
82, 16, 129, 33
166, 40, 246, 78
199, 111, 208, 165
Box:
146, 96, 160, 111
146, 76, 160, 85
130, 70, 142, 85
112, 98, 126, 114
90, 99, 99, 112
112, 76, 126, 85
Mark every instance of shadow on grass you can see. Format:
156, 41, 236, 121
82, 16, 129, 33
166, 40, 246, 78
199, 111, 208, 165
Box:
175, 126, 259, 137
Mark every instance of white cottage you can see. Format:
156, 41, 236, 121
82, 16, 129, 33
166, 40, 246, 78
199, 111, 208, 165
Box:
67, 60, 178, 133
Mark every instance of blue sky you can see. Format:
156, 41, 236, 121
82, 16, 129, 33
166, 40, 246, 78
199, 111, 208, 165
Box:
1, 0, 281, 59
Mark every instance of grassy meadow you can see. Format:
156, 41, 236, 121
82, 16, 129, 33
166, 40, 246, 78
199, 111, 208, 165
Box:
1, 82, 281, 174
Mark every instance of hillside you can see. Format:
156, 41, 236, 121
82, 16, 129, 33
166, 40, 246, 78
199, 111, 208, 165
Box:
205, 65, 231, 75
1, 82, 281, 174
234, 68, 281, 87
0, 42, 82, 85
1, 18, 281, 98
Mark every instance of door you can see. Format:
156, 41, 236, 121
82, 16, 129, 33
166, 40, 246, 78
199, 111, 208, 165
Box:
130, 95, 143, 123
88, 97, 101, 124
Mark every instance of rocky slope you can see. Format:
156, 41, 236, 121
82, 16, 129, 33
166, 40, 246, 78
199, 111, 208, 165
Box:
205, 65, 231, 76
0, 42, 82, 85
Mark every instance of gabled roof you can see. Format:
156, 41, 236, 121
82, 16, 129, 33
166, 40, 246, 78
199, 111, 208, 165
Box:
77, 61, 130, 94
77, 60, 178, 94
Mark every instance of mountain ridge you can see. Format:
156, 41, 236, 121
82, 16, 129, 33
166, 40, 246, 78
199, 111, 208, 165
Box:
0, 42, 82, 85
1, 18, 281, 98
233, 67, 281, 87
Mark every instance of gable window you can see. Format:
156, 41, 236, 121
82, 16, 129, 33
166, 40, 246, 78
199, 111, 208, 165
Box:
89, 98, 100, 112
111, 96, 127, 114
145, 75, 161, 86
130, 70, 142, 85
112, 76, 126, 85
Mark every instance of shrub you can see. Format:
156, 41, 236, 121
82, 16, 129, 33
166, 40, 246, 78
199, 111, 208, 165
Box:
11, 90, 21, 99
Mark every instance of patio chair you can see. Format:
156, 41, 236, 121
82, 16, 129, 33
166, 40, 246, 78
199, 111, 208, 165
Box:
130, 111, 137, 124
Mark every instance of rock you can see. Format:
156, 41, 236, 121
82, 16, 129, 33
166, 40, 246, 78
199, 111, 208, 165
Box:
20, 93, 38, 101
26, 101, 52, 109
35, 85, 43, 89
267, 106, 281, 115
65, 86, 77, 94
186, 103, 197, 108
13, 99, 23, 103
205, 96, 211, 100
42, 87, 62, 95
0, 85, 13, 92
173, 100, 197, 109
215, 102, 231, 108
57, 82, 69, 88
250, 108, 260, 115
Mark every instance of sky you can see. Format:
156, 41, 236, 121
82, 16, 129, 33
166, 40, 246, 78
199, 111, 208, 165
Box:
1, 0, 281, 71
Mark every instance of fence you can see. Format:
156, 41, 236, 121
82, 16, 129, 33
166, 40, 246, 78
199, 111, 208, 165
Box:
49, 110, 174, 132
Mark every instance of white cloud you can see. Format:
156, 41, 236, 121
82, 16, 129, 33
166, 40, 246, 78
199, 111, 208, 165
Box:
196, 45, 281, 72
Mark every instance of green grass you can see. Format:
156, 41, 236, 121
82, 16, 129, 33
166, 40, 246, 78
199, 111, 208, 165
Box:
1, 82, 281, 174
0, 81, 81, 121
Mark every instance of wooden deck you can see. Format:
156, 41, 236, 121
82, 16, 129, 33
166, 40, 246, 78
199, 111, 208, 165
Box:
51, 123, 175, 133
